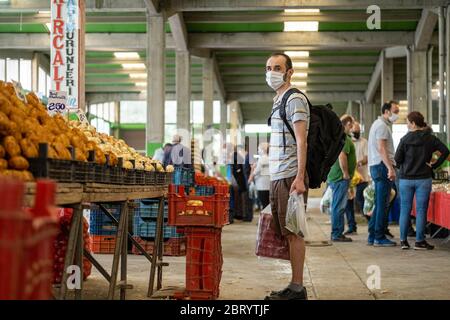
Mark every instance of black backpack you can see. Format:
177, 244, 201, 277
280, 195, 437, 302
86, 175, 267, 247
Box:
268, 88, 346, 189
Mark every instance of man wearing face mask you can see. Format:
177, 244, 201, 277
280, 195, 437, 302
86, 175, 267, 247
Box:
350, 122, 369, 219
265, 53, 310, 300
367, 101, 400, 247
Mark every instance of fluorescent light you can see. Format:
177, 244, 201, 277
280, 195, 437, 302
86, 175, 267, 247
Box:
293, 72, 308, 78
45, 23, 51, 32
38, 10, 51, 14
293, 62, 309, 69
284, 51, 309, 58
285, 9, 320, 13
129, 73, 147, 79
135, 82, 147, 87
114, 52, 140, 59
284, 21, 319, 31
122, 63, 146, 70
292, 81, 307, 87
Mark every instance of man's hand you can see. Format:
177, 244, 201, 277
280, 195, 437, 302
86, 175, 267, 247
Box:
290, 176, 306, 195
343, 172, 350, 180
388, 167, 396, 181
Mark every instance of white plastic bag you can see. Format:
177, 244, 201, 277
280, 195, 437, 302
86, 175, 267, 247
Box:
320, 186, 332, 215
285, 193, 310, 239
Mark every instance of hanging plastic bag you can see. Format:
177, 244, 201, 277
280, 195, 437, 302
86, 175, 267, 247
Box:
320, 186, 332, 215
255, 205, 289, 260
285, 193, 310, 239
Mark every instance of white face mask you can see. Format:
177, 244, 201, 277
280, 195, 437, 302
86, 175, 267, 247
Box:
266, 71, 285, 91
388, 113, 399, 123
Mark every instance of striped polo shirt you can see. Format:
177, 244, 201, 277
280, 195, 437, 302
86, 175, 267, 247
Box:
269, 86, 310, 181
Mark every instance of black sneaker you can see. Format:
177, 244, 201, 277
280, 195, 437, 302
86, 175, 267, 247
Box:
400, 240, 410, 250
385, 230, 395, 239
344, 230, 358, 236
332, 235, 353, 242
265, 287, 308, 300
414, 241, 434, 250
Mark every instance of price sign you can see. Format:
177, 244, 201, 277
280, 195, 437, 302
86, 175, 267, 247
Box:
47, 90, 67, 115
76, 109, 89, 125
11, 80, 28, 103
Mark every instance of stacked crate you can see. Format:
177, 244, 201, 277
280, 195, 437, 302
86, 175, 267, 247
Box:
168, 184, 229, 300
89, 204, 121, 254
132, 199, 186, 256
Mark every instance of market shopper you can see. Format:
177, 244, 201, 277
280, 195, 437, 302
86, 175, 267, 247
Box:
351, 122, 369, 214
248, 142, 271, 209
327, 115, 356, 242
395, 112, 450, 250
367, 101, 399, 247
265, 53, 310, 300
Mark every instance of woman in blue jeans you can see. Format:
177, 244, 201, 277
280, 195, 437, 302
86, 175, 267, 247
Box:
394, 112, 449, 250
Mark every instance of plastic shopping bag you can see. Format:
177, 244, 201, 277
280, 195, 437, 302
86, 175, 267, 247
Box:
320, 186, 332, 215
255, 206, 290, 260
285, 193, 310, 239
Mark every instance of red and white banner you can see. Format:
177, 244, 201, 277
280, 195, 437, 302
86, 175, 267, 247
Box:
50, 0, 80, 110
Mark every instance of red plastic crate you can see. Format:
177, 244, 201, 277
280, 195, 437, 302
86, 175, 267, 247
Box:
131, 236, 186, 256
168, 184, 229, 228
182, 227, 223, 300
90, 235, 116, 254
0, 178, 58, 300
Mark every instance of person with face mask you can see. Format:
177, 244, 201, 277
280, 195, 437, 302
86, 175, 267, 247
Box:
395, 112, 449, 250
265, 53, 310, 300
349, 122, 369, 219
367, 101, 400, 247
248, 142, 271, 209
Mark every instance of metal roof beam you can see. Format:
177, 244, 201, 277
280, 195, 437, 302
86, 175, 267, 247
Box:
0, 32, 415, 51
415, 9, 439, 50
169, 0, 449, 11
184, 10, 422, 23
168, 12, 188, 51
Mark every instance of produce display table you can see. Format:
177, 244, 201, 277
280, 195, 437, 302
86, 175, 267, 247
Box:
412, 190, 450, 240
25, 182, 168, 300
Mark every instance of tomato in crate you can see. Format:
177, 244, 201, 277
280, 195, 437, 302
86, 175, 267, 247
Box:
168, 184, 229, 228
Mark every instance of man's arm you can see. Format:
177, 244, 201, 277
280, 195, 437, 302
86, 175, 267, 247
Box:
378, 139, 396, 180
339, 151, 350, 180
290, 120, 308, 194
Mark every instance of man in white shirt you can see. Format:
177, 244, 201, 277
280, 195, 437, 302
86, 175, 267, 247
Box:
367, 101, 400, 247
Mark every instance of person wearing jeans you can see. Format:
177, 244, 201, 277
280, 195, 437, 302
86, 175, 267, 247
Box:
395, 112, 450, 250
367, 101, 400, 247
327, 115, 356, 242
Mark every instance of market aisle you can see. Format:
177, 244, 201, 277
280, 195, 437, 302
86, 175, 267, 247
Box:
80, 198, 450, 300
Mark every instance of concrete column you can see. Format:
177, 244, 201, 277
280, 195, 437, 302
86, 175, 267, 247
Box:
363, 102, 377, 137
220, 99, 227, 139
439, 7, 446, 133
203, 57, 214, 130
31, 52, 39, 92
229, 101, 239, 146
408, 50, 428, 117
381, 52, 394, 104
176, 51, 191, 131
446, 5, 450, 143
146, 14, 165, 156
113, 101, 120, 139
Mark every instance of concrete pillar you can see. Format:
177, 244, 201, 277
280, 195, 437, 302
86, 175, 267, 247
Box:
31, 52, 39, 93
408, 50, 428, 117
381, 52, 394, 104
113, 101, 120, 139
220, 99, 227, 139
203, 57, 214, 130
363, 102, 377, 137
229, 101, 239, 146
146, 14, 165, 156
176, 51, 191, 131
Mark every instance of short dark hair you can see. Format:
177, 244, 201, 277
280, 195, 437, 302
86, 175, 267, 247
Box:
407, 111, 427, 128
270, 52, 293, 70
381, 100, 399, 115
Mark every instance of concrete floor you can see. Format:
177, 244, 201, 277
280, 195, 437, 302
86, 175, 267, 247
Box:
80, 198, 450, 300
